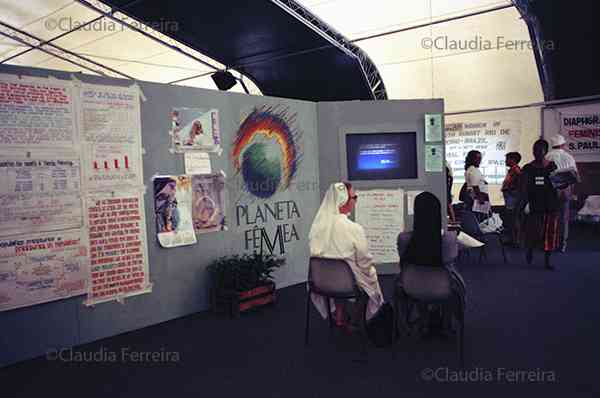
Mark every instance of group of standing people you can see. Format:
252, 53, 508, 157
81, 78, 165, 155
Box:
460, 135, 578, 269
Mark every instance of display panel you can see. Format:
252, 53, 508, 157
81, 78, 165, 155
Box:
345, 132, 418, 180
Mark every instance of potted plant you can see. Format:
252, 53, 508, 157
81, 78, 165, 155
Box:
208, 252, 285, 317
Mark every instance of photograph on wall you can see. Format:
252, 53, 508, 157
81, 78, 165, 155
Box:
80, 83, 144, 191
192, 173, 227, 234
86, 191, 151, 305
170, 108, 221, 153
0, 158, 83, 236
355, 189, 404, 264
445, 120, 521, 184
0, 74, 78, 151
231, 104, 303, 203
154, 175, 197, 248
0, 229, 88, 312
560, 113, 600, 156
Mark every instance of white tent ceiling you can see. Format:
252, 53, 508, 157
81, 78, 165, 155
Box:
0, 0, 260, 94
0, 0, 543, 111
297, 0, 543, 112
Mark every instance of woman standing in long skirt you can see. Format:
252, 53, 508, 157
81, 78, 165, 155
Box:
519, 139, 561, 270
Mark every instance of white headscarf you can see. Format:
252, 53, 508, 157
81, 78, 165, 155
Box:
308, 182, 349, 256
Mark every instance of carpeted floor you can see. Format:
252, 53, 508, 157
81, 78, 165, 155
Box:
3, 225, 600, 398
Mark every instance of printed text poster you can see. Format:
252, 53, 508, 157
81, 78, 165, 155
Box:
560, 114, 600, 157
425, 144, 443, 172
0, 159, 83, 236
425, 113, 443, 142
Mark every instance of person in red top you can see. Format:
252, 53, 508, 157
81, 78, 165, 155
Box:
501, 152, 522, 246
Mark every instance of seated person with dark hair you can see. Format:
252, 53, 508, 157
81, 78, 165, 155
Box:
397, 192, 466, 336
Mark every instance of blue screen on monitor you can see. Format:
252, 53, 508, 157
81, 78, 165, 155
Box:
346, 132, 418, 180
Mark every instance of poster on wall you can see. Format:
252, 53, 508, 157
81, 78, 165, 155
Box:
80, 83, 143, 191
184, 152, 211, 174
231, 104, 304, 255
425, 113, 443, 142
192, 173, 227, 234
355, 189, 404, 264
153, 175, 197, 248
560, 113, 600, 156
425, 144, 443, 172
170, 108, 221, 153
0, 74, 78, 151
0, 229, 88, 312
0, 158, 83, 236
86, 191, 151, 305
445, 120, 521, 184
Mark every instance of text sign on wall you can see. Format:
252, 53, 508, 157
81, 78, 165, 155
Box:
445, 120, 521, 184
355, 189, 404, 264
560, 114, 600, 156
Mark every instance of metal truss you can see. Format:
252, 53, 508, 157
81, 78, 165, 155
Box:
272, 0, 388, 100
76, 0, 223, 72
0, 20, 133, 79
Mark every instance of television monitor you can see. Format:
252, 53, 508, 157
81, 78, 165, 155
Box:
345, 132, 418, 181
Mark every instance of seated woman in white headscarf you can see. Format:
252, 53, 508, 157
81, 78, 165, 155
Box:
308, 182, 384, 327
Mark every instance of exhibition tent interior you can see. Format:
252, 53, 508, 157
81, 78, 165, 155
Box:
1, 1, 600, 396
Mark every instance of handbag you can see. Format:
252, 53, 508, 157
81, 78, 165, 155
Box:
479, 212, 503, 233
366, 302, 394, 348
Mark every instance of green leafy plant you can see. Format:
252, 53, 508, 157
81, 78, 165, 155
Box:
208, 253, 285, 292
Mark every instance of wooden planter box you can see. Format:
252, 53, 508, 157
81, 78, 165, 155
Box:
211, 281, 276, 318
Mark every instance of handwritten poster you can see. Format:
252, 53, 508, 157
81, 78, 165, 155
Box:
0, 74, 77, 150
86, 192, 150, 304
0, 159, 83, 236
170, 108, 221, 153
445, 120, 521, 184
0, 230, 88, 312
192, 173, 227, 234
154, 176, 197, 248
80, 83, 143, 191
560, 114, 600, 157
355, 189, 404, 264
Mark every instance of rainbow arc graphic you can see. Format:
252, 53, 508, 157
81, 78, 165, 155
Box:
232, 105, 303, 199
